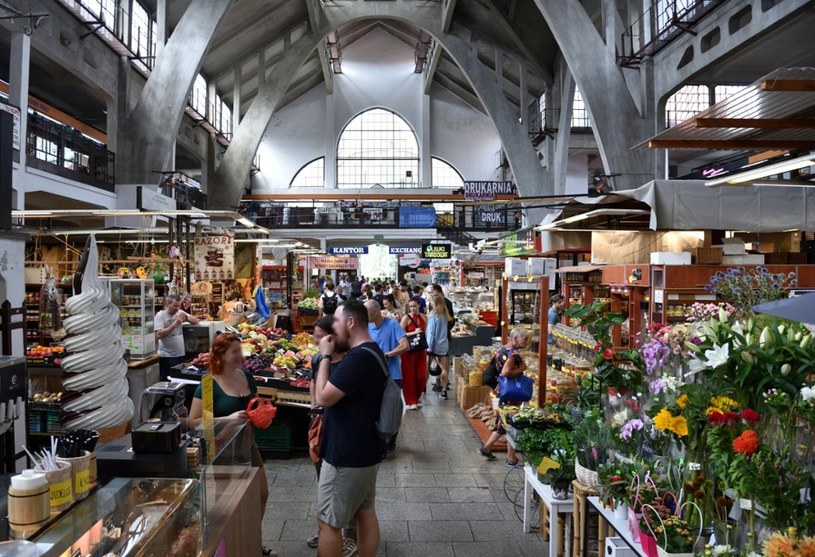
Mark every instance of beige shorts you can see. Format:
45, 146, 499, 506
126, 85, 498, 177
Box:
316, 461, 379, 529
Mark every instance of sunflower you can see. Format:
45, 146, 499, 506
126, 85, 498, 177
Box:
676, 394, 689, 409
671, 416, 689, 437
654, 408, 674, 432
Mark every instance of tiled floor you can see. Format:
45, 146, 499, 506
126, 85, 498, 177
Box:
261, 378, 547, 556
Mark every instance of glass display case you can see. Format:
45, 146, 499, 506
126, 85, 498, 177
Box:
108, 279, 156, 358
32, 477, 201, 557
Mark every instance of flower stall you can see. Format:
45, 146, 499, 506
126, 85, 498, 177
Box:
512, 265, 814, 557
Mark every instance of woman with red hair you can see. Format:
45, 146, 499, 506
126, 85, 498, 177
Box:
188, 333, 271, 551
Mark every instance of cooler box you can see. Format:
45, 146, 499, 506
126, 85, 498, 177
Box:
650, 252, 691, 265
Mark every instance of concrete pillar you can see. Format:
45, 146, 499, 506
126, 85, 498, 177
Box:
553, 62, 575, 196
116, 0, 234, 186
258, 49, 266, 85
494, 50, 503, 85
324, 93, 336, 188
519, 63, 528, 124
9, 32, 30, 170
207, 81, 218, 124
602, 0, 617, 56
533, 0, 654, 191
155, 0, 169, 57
233, 65, 242, 136
420, 94, 431, 187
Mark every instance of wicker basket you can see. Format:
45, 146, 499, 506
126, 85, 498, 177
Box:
574, 459, 599, 488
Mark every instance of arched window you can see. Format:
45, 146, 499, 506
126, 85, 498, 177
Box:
431, 157, 464, 189
291, 157, 325, 188
665, 85, 709, 128
571, 87, 591, 129
337, 108, 419, 189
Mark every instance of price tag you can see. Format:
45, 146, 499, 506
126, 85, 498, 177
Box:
201, 374, 215, 451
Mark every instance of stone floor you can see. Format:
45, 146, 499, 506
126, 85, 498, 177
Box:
261, 377, 548, 557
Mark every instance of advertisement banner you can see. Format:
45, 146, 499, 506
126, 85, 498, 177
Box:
328, 246, 369, 255
389, 246, 422, 254
399, 206, 436, 228
422, 243, 452, 259
195, 233, 235, 281
463, 181, 515, 202
399, 253, 421, 268
0, 101, 21, 151
307, 256, 359, 270
234, 243, 257, 279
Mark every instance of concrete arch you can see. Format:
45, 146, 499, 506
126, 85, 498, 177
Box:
208, 3, 547, 209
531, 0, 658, 190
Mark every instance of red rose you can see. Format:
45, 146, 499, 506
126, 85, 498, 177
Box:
733, 430, 760, 456
594, 343, 602, 352
603, 348, 616, 360
740, 409, 760, 427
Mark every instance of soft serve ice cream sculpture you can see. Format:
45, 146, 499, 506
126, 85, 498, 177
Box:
60, 236, 134, 430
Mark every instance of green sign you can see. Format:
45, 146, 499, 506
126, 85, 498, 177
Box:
422, 243, 452, 259
374, 234, 385, 241
501, 231, 537, 257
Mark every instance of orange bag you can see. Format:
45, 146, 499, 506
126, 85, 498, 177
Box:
308, 415, 323, 463
246, 397, 277, 429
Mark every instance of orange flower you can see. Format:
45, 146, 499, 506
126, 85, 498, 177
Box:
763, 532, 795, 557
799, 536, 815, 557
733, 429, 760, 456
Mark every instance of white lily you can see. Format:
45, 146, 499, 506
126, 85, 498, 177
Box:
704, 343, 730, 369
685, 357, 709, 377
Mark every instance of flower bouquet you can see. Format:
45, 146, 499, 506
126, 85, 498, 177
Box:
641, 502, 703, 557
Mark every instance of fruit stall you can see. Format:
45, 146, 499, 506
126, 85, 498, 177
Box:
175, 322, 320, 457
294, 297, 320, 332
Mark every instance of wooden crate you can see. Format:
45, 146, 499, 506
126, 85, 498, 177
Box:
764, 253, 788, 264
460, 385, 492, 411
572, 480, 603, 557
691, 247, 723, 264
788, 252, 809, 264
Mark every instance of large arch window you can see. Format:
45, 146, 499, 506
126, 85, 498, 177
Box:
291, 157, 325, 188
337, 108, 419, 189
431, 157, 465, 189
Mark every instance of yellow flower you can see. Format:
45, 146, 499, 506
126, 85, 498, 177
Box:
711, 396, 739, 411
654, 408, 673, 432
676, 394, 689, 409
671, 416, 689, 437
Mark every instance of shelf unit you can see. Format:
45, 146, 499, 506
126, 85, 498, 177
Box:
108, 278, 156, 358
24, 283, 72, 346
261, 265, 292, 308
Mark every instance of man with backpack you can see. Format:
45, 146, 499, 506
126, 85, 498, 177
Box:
314, 300, 390, 557
319, 281, 340, 316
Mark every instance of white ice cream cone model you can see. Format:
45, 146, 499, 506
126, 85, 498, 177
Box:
60, 236, 134, 430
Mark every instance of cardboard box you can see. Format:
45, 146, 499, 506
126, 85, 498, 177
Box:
527, 258, 546, 276
505, 257, 528, 276
722, 254, 765, 265
717, 238, 746, 255
650, 252, 692, 265
452, 356, 464, 378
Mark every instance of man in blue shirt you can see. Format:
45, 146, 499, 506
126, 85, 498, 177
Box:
365, 299, 408, 454
548, 294, 565, 344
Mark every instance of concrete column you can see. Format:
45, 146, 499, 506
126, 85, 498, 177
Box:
207, 81, 218, 124
420, 94, 431, 187
494, 50, 503, 84
9, 32, 30, 169
233, 65, 242, 136
519, 63, 528, 124
602, 0, 617, 56
533, 0, 654, 191
156, 0, 169, 57
553, 62, 575, 196
258, 49, 266, 85
324, 93, 336, 188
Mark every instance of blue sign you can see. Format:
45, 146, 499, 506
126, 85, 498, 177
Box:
389, 246, 421, 254
399, 206, 437, 228
329, 246, 368, 255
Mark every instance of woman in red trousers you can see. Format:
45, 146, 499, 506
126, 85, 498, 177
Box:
400, 298, 427, 410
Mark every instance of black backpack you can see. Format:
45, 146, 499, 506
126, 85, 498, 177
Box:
323, 293, 339, 315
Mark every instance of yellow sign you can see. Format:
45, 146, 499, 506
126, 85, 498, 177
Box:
75, 469, 90, 495
538, 456, 561, 476
49, 479, 73, 508
202, 374, 215, 452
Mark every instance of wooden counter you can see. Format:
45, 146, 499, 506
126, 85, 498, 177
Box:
202, 467, 263, 556
128, 354, 160, 368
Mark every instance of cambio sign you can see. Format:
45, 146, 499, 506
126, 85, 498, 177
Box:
422, 243, 452, 259
328, 246, 369, 255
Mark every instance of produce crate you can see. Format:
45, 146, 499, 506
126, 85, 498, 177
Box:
255, 419, 293, 458
691, 247, 723, 264
460, 385, 492, 411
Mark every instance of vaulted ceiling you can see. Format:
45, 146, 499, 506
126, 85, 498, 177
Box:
159, 0, 559, 118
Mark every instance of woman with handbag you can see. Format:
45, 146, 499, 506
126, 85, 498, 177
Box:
478, 327, 532, 467
425, 295, 452, 399
400, 299, 427, 410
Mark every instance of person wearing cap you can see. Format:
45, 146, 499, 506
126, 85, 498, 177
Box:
548, 294, 565, 344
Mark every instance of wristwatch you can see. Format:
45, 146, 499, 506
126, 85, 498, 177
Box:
317, 354, 332, 364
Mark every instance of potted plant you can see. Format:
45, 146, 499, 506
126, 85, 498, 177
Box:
598, 463, 632, 519
572, 407, 611, 488
543, 450, 576, 500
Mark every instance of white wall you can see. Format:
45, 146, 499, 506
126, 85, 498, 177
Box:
565, 151, 588, 195
251, 27, 502, 192
429, 86, 501, 182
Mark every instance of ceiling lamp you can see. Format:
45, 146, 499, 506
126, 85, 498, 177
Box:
704, 152, 815, 186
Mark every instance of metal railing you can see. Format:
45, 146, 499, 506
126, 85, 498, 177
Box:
160, 175, 207, 210
618, 0, 729, 68
25, 113, 115, 191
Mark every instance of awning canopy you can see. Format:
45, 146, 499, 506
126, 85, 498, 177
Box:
538, 180, 815, 232
641, 68, 815, 151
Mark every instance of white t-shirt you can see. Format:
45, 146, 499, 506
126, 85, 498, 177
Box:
155, 310, 185, 358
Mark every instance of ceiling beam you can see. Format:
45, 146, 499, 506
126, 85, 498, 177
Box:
442, 0, 458, 32
434, 72, 486, 114
647, 139, 815, 149
317, 42, 333, 94
240, 56, 321, 109
693, 118, 815, 129
208, 2, 298, 55
211, 20, 309, 82
424, 43, 442, 95
761, 79, 815, 92
479, 0, 553, 85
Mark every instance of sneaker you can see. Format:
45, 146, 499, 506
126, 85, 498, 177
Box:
416, 401, 423, 408
406, 404, 418, 410
479, 446, 497, 460
342, 538, 358, 557
505, 459, 522, 468
432, 383, 442, 392
306, 535, 319, 548
440, 390, 448, 399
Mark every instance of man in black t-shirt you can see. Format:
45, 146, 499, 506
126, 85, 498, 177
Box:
314, 300, 386, 557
